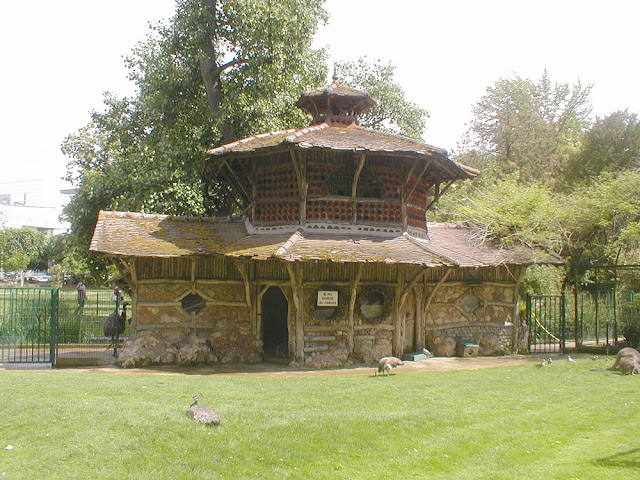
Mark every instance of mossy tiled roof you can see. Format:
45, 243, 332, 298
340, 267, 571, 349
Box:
91, 211, 562, 267
205, 123, 478, 180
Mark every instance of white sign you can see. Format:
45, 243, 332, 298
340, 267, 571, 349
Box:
317, 290, 338, 307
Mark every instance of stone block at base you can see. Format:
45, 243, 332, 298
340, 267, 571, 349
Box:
455, 340, 479, 358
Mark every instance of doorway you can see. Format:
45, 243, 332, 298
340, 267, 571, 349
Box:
262, 287, 289, 359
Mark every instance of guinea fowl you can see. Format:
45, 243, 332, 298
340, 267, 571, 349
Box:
187, 396, 220, 426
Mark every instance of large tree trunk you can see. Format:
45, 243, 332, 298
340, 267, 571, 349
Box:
199, 0, 238, 144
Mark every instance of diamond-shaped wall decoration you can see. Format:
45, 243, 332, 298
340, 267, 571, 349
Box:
459, 292, 481, 314
181, 293, 206, 314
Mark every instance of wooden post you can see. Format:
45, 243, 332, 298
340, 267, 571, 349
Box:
285, 262, 305, 362
290, 149, 308, 227
347, 264, 364, 354
511, 266, 527, 353
351, 154, 366, 224
393, 268, 405, 356
414, 285, 424, 350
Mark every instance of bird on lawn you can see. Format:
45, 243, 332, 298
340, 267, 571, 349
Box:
187, 395, 220, 426
547, 357, 553, 364
535, 359, 547, 368
567, 355, 576, 363
375, 356, 404, 376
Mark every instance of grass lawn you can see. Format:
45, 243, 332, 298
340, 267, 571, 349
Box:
0, 358, 637, 479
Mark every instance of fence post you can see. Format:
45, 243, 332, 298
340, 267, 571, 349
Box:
50, 288, 59, 367
526, 293, 532, 352
560, 293, 566, 354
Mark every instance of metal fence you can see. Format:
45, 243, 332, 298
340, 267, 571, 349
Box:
527, 266, 640, 353
0, 287, 57, 363
0, 287, 131, 365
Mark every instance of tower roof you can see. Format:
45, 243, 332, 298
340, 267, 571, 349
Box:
295, 79, 377, 124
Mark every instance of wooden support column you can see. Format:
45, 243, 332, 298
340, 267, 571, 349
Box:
392, 268, 405, 357
128, 258, 138, 334
511, 266, 528, 353
290, 149, 308, 227
347, 264, 364, 354
190, 257, 197, 293
285, 262, 305, 362
351, 153, 366, 224
414, 286, 424, 350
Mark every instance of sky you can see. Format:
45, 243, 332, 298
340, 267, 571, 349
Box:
2, 0, 639, 190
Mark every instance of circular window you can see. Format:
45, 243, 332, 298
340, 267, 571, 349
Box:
360, 291, 386, 320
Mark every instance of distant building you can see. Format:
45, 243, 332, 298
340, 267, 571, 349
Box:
0, 179, 74, 236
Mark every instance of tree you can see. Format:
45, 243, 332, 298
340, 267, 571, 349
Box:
458, 71, 592, 183
562, 110, 640, 185
63, 0, 328, 265
563, 171, 640, 267
334, 58, 428, 140
435, 176, 566, 254
63, 1, 433, 278
0, 228, 49, 285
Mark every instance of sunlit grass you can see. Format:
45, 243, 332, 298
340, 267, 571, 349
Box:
0, 358, 637, 479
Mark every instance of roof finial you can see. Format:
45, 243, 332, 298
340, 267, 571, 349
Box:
332, 69, 339, 84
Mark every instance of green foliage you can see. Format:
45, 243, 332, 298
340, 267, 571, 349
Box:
1, 363, 638, 478
562, 171, 640, 265
49, 254, 89, 286
459, 71, 591, 183
62, 0, 329, 272
562, 110, 640, 185
436, 176, 566, 254
0, 228, 49, 272
334, 57, 429, 140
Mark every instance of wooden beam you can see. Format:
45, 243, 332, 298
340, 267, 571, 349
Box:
290, 149, 308, 226
422, 268, 452, 324
351, 154, 366, 198
235, 262, 253, 310
190, 258, 196, 293
392, 270, 405, 356
425, 180, 455, 211
285, 262, 305, 361
406, 159, 433, 200
222, 158, 251, 202
511, 266, 528, 353
398, 267, 428, 312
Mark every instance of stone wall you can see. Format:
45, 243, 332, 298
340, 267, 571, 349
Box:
119, 280, 261, 367
423, 281, 517, 356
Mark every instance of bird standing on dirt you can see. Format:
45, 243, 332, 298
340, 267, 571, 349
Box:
187, 396, 220, 425
375, 356, 404, 376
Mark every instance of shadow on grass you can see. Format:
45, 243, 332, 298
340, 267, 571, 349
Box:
593, 446, 640, 470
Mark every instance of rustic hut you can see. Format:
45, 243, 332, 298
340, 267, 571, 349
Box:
90, 80, 562, 367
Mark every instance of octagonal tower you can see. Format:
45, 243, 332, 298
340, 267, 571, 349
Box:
203, 80, 477, 239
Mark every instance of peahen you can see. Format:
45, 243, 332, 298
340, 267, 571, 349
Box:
375, 356, 404, 376
187, 396, 220, 426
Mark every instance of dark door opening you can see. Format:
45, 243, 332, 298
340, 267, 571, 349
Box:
262, 287, 289, 359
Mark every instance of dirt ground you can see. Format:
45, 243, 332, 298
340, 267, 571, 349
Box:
2, 353, 599, 377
